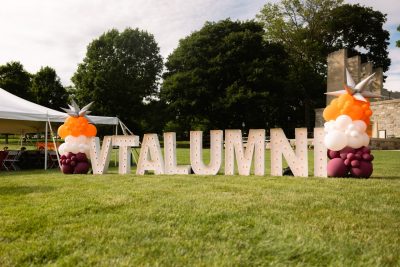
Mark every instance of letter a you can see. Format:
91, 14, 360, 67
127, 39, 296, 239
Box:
136, 134, 165, 175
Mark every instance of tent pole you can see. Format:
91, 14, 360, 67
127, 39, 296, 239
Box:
47, 118, 61, 170
114, 121, 118, 167
44, 121, 48, 170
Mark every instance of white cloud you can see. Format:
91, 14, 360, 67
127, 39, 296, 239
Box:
345, 0, 400, 91
385, 50, 400, 91
345, 0, 400, 25
0, 0, 267, 86
0, 0, 398, 91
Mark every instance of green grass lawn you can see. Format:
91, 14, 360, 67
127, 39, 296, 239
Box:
0, 150, 399, 266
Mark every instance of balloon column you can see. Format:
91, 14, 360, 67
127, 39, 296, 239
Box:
323, 69, 381, 178
57, 101, 97, 174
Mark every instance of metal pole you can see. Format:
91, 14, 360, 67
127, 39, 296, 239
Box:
44, 121, 48, 170
114, 121, 118, 166
48, 118, 62, 170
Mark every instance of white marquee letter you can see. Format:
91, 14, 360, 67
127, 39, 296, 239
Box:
112, 135, 140, 174
270, 128, 308, 177
313, 128, 327, 177
164, 132, 191, 174
136, 134, 165, 175
224, 129, 265, 176
90, 136, 113, 175
190, 130, 223, 175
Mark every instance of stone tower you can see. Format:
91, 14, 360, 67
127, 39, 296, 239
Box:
326, 49, 383, 105
315, 49, 384, 128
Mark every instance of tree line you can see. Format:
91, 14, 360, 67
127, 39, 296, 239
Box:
0, 0, 394, 137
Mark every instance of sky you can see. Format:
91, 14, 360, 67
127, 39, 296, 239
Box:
0, 0, 399, 91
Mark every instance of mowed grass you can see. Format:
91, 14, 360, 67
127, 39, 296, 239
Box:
0, 149, 399, 266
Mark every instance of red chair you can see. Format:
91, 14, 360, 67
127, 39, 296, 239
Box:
0, 151, 8, 171
48, 150, 60, 169
2, 150, 22, 171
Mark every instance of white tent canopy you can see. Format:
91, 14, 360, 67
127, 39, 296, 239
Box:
0, 88, 119, 133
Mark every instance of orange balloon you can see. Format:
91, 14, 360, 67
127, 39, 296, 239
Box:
323, 93, 372, 125
84, 124, 97, 137
58, 125, 67, 139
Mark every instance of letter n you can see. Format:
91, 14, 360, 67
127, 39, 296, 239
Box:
270, 128, 308, 177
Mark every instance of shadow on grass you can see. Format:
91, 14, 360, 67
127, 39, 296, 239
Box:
0, 185, 55, 195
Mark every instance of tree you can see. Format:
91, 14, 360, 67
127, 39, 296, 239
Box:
0, 61, 32, 100
257, 0, 391, 129
72, 28, 163, 134
325, 4, 390, 71
397, 25, 400, 48
31, 66, 68, 110
257, 0, 390, 72
161, 20, 292, 136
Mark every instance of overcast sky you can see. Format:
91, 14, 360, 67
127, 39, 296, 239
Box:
0, 0, 399, 91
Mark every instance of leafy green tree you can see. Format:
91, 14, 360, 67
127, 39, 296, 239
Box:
31, 66, 68, 110
0, 61, 32, 100
397, 25, 400, 48
325, 4, 390, 71
162, 19, 291, 136
72, 28, 163, 134
257, 0, 391, 129
258, 0, 390, 72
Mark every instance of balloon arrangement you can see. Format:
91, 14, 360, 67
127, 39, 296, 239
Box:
57, 101, 97, 174
323, 69, 381, 178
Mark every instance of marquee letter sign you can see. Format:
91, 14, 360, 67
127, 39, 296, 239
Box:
164, 132, 191, 174
84, 127, 329, 177
190, 130, 223, 175
270, 128, 308, 177
136, 134, 165, 175
224, 129, 265, 176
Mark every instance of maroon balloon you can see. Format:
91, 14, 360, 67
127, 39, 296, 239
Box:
339, 147, 355, 159
74, 161, 90, 174
60, 155, 67, 160
62, 164, 74, 174
76, 152, 87, 162
344, 158, 351, 166
67, 152, 74, 159
328, 150, 340, 159
362, 153, 373, 161
327, 158, 349, 177
361, 146, 371, 154
350, 161, 373, 178
351, 159, 360, 168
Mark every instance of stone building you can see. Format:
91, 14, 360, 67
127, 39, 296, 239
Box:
315, 49, 400, 149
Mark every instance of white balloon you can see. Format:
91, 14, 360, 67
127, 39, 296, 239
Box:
73, 137, 81, 145
324, 121, 336, 132
77, 135, 87, 143
347, 135, 364, 149
70, 143, 79, 154
353, 120, 367, 132
85, 136, 93, 145
58, 143, 66, 155
324, 130, 347, 151
65, 135, 73, 143
350, 130, 359, 137
335, 115, 352, 130
347, 124, 356, 131
361, 133, 370, 147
